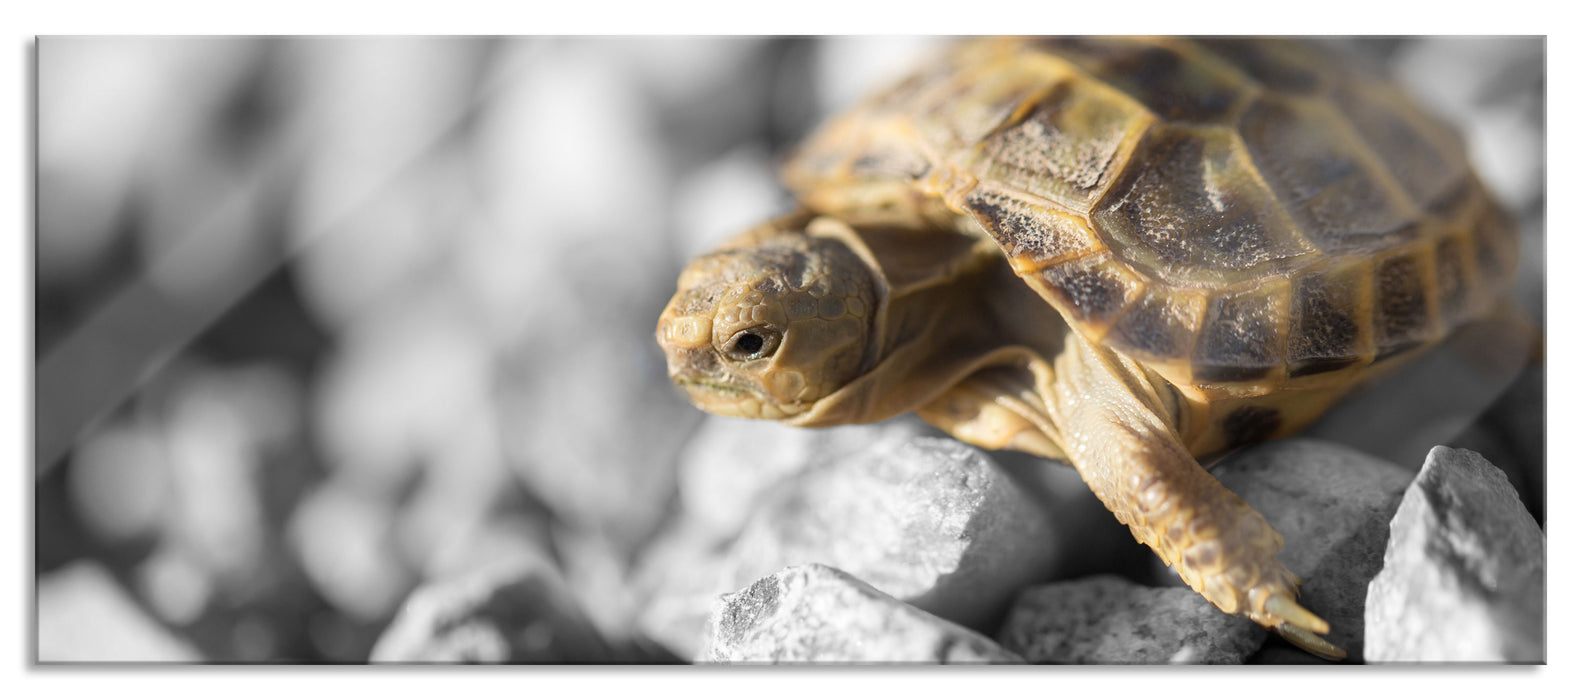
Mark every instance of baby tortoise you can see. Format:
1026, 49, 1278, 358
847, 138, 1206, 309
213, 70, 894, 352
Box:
656, 37, 1520, 660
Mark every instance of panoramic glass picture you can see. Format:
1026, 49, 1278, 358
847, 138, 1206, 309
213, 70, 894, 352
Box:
36, 35, 1544, 664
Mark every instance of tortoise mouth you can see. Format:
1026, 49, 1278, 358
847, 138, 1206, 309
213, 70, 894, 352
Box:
671, 375, 807, 421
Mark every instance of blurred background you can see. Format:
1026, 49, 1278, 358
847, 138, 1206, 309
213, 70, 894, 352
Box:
34, 36, 1544, 663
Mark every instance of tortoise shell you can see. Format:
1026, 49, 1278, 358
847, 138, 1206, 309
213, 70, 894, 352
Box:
783, 36, 1519, 393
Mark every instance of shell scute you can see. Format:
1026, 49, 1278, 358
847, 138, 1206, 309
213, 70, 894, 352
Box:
1192, 283, 1289, 383
1033, 37, 1249, 123
961, 189, 1101, 270
1331, 78, 1468, 213
1286, 261, 1370, 377
1094, 123, 1317, 283
1035, 253, 1142, 328
1237, 96, 1417, 253
1195, 38, 1328, 94
1109, 286, 1207, 363
970, 77, 1150, 212
1372, 250, 1436, 359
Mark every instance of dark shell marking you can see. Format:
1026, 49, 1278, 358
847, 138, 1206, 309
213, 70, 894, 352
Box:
1220, 405, 1283, 445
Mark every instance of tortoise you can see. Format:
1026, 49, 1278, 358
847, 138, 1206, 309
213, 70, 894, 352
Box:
655, 36, 1521, 660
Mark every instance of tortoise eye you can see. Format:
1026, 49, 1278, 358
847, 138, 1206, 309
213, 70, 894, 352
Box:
726, 327, 780, 360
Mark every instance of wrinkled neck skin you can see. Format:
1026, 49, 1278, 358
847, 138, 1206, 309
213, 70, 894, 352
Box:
784, 216, 1070, 428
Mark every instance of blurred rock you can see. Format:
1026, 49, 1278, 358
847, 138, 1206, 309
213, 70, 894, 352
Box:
1305, 314, 1531, 469
1484, 366, 1544, 520
314, 289, 499, 497
672, 144, 788, 260
552, 525, 646, 645
989, 450, 1157, 582
136, 543, 214, 627
702, 564, 1020, 663
162, 369, 273, 587
1168, 439, 1418, 660
288, 477, 411, 622
1445, 364, 1544, 526
1393, 36, 1543, 211
39, 562, 201, 662
999, 575, 1265, 664
811, 37, 949, 117
287, 38, 487, 330
1364, 447, 1544, 663
633, 520, 739, 657
638, 432, 1058, 658
372, 561, 634, 664
67, 419, 171, 544
39, 38, 265, 282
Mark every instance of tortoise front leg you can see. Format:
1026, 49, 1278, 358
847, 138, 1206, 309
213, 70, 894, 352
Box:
1041, 333, 1346, 661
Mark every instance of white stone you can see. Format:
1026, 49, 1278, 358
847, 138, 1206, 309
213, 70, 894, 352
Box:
1364, 447, 1544, 663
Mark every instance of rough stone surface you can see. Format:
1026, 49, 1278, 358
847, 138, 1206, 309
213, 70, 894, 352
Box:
371, 561, 646, 663
702, 564, 1020, 663
1364, 447, 1545, 663
1157, 439, 1417, 661
999, 574, 1265, 664
638, 433, 1059, 658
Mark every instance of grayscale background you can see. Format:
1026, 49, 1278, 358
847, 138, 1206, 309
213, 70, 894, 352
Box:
35, 36, 1544, 663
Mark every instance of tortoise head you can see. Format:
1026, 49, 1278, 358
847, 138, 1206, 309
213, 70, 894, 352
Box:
657, 219, 877, 420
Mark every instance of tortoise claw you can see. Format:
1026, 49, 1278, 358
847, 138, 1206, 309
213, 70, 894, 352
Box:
1276, 622, 1348, 661
1263, 594, 1346, 660
1265, 593, 1330, 635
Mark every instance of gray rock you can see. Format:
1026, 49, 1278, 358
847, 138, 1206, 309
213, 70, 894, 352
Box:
1305, 315, 1532, 469
1364, 447, 1545, 663
999, 574, 1265, 664
1165, 439, 1418, 660
636, 433, 1059, 658
675, 414, 930, 536
725, 436, 1060, 630
633, 417, 929, 656
702, 564, 1020, 663
372, 561, 632, 663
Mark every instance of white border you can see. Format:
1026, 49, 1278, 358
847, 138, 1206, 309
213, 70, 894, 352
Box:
7, 2, 1570, 698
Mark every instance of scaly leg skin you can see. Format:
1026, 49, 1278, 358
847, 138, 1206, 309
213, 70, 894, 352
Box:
1042, 334, 1347, 661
